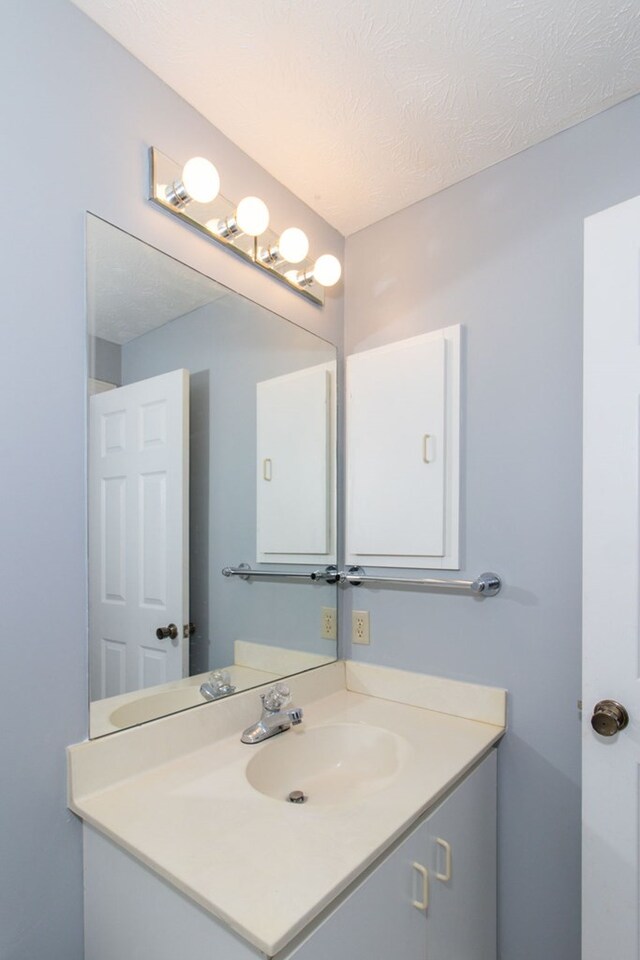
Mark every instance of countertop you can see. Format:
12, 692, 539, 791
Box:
69, 661, 505, 955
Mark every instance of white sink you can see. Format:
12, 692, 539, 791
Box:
245, 722, 410, 805
109, 688, 203, 728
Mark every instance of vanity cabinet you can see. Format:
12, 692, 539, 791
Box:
83, 751, 496, 960
288, 750, 496, 960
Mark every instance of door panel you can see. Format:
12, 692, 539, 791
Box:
291, 753, 497, 960
347, 334, 446, 558
426, 752, 497, 960
290, 820, 428, 959
256, 363, 333, 562
89, 369, 189, 701
346, 325, 460, 569
583, 194, 640, 957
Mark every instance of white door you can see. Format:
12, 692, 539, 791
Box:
89, 369, 189, 701
583, 195, 640, 956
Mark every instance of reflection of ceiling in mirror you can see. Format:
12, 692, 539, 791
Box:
87, 215, 229, 344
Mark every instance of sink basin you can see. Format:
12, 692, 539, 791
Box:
109, 688, 203, 728
245, 722, 410, 805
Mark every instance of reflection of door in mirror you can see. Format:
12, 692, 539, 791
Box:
86, 215, 338, 738
89, 370, 189, 702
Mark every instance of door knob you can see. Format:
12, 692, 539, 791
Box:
591, 700, 629, 737
156, 623, 178, 640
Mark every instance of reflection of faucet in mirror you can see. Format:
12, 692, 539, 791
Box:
200, 671, 236, 701
241, 684, 304, 744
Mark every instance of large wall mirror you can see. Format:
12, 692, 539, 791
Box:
87, 215, 338, 738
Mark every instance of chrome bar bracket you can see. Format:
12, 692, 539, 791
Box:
470, 572, 501, 597
310, 565, 339, 584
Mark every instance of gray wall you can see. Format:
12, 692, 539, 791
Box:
122, 296, 337, 672
344, 93, 640, 960
90, 335, 122, 385
0, 4, 342, 959
6, 1, 640, 957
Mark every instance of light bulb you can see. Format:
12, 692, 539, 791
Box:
278, 227, 309, 264
313, 254, 342, 287
236, 196, 270, 236
181, 157, 220, 204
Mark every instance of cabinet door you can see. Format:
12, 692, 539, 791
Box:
256, 363, 334, 563
290, 821, 429, 960
425, 751, 497, 960
290, 752, 497, 960
84, 827, 261, 960
346, 325, 460, 569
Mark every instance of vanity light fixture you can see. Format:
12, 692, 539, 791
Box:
236, 196, 270, 236
258, 227, 310, 265
286, 254, 342, 289
212, 196, 271, 240
165, 156, 220, 207
207, 214, 239, 239
149, 147, 341, 306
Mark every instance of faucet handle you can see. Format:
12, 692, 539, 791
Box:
200, 669, 236, 701
262, 683, 291, 712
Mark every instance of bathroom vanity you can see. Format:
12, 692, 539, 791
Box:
69, 661, 505, 959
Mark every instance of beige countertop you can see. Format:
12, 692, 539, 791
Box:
69, 661, 506, 956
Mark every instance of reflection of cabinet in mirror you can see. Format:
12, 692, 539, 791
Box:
256, 362, 336, 564
346, 325, 460, 570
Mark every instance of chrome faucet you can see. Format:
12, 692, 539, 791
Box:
241, 683, 303, 744
200, 670, 236, 701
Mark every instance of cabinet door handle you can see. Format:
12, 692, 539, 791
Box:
263, 458, 272, 481
411, 862, 429, 911
435, 838, 452, 882
422, 434, 432, 463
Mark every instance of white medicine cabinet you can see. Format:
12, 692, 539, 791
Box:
256, 361, 337, 564
346, 325, 461, 569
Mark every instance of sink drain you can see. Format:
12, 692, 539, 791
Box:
287, 789, 307, 804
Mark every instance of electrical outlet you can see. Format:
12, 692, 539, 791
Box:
321, 606, 337, 641
352, 610, 370, 645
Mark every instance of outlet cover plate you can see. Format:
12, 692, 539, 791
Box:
321, 607, 337, 641
352, 610, 370, 645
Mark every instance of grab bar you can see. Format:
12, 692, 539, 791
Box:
221, 563, 319, 582
221, 564, 501, 596
344, 566, 501, 596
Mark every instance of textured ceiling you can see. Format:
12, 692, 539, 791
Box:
74, 0, 640, 235
88, 216, 228, 344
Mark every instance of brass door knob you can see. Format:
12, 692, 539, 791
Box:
156, 623, 178, 641
591, 700, 629, 737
